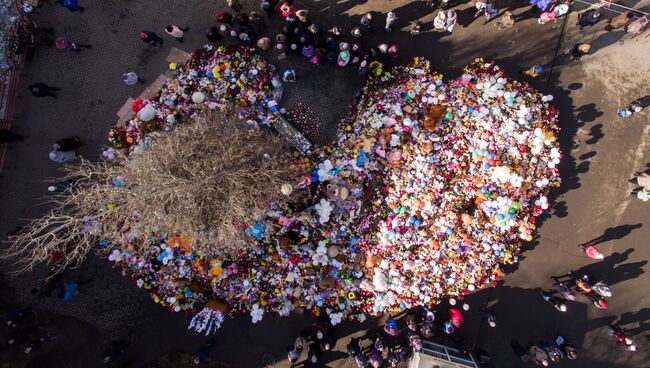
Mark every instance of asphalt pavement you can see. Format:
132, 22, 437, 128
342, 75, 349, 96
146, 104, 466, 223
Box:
0, 0, 649, 367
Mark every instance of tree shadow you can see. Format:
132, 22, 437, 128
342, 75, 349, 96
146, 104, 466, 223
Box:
580, 224, 643, 246
589, 30, 627, 55
568, 82, 583, 90
579, 151, 596, 160
575, 103, 604, 124
552, 200, 568, 217
585, 123, 604, 145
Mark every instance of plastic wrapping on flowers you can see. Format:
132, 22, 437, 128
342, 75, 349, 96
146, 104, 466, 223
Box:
104, 49, 560, 326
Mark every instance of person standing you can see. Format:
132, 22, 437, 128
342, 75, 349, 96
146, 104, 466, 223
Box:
164, 25, 189, 43
29, 82, 60, 98
510, 340, 530, 362
496, 11, 515, 30
385, 11, 398, 31
261, 0, 275, 18
55, 37, 91, 52
360, 12, 374, 31
0, 129, 25, 143
216, 11, 234, 25
58, 0, 85, 13
140, 31, 163, 47
122, 72, 143, 86
205, 27, 222, 42
226, 0, 242, 12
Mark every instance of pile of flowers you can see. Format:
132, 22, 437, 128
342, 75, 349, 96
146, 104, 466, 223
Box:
103, 49, 560, 329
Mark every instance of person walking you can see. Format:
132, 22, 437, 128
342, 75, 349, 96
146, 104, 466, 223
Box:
24, 333, 57, 354
0, 129, 24, 143
4, 308, 36, 328
577, 8, 602, 29
606, 11, 634, 31
140, 31, 163, 47
29, 82, 60, 98
102, 339, 130, 364
192, 339, 216, 365
58, 0, 85, 13
608, 325, 637, 351
555, 335, 578, 359
55, 37, 91, 52
122, 72, 143, 86
528, 344, 548, 366
360, 12, 374, 31
540, 290, 568, 312
496, 11, 515, 29
164, 25, 188, 43
385, 11, 398, 31
567, 43, 591, 61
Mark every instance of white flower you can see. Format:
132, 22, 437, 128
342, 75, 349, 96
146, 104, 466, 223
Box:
317, 160, 334, 181
188, 308, 224, 335
312, 241, 329, 266
329, 312, 343, 326
251, 303, 264, 323
315, 199, 333, 224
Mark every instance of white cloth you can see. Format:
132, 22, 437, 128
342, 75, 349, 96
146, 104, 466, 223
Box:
445, 11, 458, 32
433, 12, 447, 30
123, 72, 139, 85
385, 12, 397, 28
49, 150, 76, 163
165, 26, 184, 38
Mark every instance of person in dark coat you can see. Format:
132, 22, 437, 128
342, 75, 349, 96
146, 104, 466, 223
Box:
29, 82, 60, 98
215, 11, 234, 25
578, 9, 602, 29
5, 308, 36, 329
193, 339, 216, 364
7, 324, 39, 345
103, 339, 130, 364
204, 27, 222, 42
139, 31, 163, 46
53, 136, 81, 151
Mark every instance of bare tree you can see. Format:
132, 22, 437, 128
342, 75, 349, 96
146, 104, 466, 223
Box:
2, 110, 299, 273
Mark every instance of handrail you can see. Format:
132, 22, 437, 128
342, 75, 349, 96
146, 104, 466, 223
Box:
574, 0, 648, 15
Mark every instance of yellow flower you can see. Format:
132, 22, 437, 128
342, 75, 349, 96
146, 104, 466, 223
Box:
169, 63, 177, 71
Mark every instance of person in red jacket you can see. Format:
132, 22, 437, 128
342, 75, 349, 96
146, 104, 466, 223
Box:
449, 307, 464, 328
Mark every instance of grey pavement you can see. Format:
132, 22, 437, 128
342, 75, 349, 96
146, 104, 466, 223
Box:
0, 0, 649, 367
